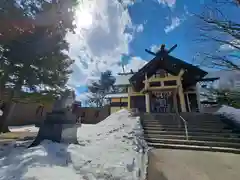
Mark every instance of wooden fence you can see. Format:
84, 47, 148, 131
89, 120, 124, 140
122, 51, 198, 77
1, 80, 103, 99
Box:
5, 102, 53, 126
4, 103, 110, 126
74, 106, 110, 124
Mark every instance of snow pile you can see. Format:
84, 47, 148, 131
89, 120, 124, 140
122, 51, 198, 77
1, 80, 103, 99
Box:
216, 105, 240, 125
76, 109, 148, 179
9, 125, 39, 133
0, 141, 83, 180
0, 109, 148, 180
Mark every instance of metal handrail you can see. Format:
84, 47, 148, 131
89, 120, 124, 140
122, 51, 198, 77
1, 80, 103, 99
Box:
179, 115, 189, 141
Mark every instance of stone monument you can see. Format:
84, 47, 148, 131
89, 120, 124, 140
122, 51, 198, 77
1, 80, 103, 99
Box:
29, 92, 80, 147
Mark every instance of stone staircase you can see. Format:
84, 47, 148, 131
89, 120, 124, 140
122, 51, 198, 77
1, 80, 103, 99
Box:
142, 113, 240, 154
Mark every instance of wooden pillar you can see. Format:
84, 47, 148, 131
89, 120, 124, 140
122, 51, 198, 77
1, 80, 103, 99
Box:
173, 89, 181, 127
186, 93, 191, 112
196, 83, 202, 112
144, 73, 148, 90
145, 93, 150, 113
177, 69, 186, 112
128, 95, 131, 109
178, 83, 186, 112
173, 90, 178, 113
160, 80, 164, 87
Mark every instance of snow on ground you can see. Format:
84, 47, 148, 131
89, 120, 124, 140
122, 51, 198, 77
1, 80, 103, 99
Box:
0, 109, 148, 180
9, 125, 39, 133
216, 105, 240, 124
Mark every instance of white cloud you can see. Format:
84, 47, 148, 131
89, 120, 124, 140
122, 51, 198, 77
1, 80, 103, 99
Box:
150, 44, 161, 53
157, 0, 176, 8
136, 24, 144, 32
73, 56, 147, 104
75, 92, 90, 102
220, 44, 235, 51
66, 0, 134, 88
103, 56, 147, 74
219, 39, 240, 51
164, 16, 185, 33
120, 0, 135, 6
125, 56, 148, 72
184, 5, 190, 15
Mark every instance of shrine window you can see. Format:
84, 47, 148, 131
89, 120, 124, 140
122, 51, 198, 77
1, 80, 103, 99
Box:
150, 82, 161, 87
154, 69, 168, 78
164, 80, 177, 86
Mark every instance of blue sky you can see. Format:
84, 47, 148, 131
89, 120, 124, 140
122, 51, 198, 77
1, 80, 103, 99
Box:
65, 0, 238, 102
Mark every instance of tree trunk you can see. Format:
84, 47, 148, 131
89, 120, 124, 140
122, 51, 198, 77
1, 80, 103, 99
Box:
0, 102, 12, 133
0, 89, 18, 133
2, 125, 10, 133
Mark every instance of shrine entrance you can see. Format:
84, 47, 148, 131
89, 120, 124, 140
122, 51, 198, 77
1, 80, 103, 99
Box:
150, 91, 175, 113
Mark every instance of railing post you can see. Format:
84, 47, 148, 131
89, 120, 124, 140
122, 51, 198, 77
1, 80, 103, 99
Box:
180, 115, 189, 141
176, 113, 189, 141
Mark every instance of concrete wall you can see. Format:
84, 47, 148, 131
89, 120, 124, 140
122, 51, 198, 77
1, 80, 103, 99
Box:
74, 106, 110, 124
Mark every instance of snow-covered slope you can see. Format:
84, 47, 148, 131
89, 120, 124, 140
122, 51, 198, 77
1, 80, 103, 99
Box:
0, 109, 148, 180
216, 105, 240, 125
9, 125, 39, 133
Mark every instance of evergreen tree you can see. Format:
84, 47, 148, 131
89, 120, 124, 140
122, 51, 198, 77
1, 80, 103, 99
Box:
88, 70, 116, 107
0, 0, 77, 132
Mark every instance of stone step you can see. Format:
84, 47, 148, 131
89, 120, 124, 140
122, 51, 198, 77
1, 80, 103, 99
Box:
186, 121, 225, 124
147, 142, 240, 154
143, 126, 230, 131
142, 117, 222, 120
144, 130, 240, 137
181, 116, 221, 120
141, 120, 179, 124
143, 126, 232, 133
144, 134, 240, 143
180, 113, 220, 117
141, 117, 175, 121
142, 121, 230, 126
144, 113, 220, 119
142, 122, 227, 129
145, 138, 240, 149
142, 123, 228, 129
148, 125, 229, 130
142, 120, 224, 125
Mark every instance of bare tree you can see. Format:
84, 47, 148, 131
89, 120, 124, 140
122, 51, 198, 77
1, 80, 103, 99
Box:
194, 0, 240, 70
192, 0, 240, 107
